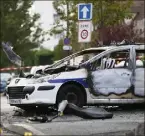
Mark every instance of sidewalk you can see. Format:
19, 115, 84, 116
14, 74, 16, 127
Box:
3, 118, 144, 136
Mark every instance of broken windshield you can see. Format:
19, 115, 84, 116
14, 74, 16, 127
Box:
44, 48, 107, 71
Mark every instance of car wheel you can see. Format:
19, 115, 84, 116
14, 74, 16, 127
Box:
57, 84, 85, 108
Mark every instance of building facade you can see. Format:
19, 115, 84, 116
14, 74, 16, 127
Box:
131, 1, 144, 40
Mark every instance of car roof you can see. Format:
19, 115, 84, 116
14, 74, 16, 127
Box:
82, 46, 116, 52
119, 44, 144, 48
106, 44, 145, 51
81, 44, 144, 65
82, 44, 144, 52
133, 45, 145, 50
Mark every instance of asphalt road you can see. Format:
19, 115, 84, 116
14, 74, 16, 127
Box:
0, 95, 144, 136
0, 95, 20, 136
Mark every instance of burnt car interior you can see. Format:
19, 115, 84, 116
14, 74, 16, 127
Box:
86, 48, 145, 97
19, 50, 104, 78
19, 47, 144, 80
85, 49, 133, 96
44, 50, 104, 75
86, 50, 131, 71
44, 64, 80, 74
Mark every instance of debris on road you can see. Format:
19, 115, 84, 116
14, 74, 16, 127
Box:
67, 103, 113, 119
28, 100, 68, 123
27, 100, 113, 123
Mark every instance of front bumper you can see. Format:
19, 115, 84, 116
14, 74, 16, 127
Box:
7, 83, 62, 105
8, 97, 56, 105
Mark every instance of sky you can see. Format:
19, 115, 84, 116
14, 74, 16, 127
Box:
31, 1, 59, 51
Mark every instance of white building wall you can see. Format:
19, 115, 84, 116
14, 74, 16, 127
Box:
134, 18, 145, 38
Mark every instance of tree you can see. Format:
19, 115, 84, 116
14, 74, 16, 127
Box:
53, 39, 64, 61
50, 0, 133, 50
0, 0, 47, 67
94, 13, 144, 45
35, 48, 54, 65
50, 0, 80, 52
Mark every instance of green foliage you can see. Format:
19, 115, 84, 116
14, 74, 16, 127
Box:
53, 39, 64, 61
35, 49, 54, 65
0, 50, 12, 68
0, 0, 47, 67
51, 0, 133, 52
23, 51, 36, 66
35, 49, 54, 56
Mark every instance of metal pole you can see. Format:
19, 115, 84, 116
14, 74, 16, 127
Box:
66, 0, 70, 58
67, 1, 69, 38
100, 0, 103, 46
100, 0, 103, 28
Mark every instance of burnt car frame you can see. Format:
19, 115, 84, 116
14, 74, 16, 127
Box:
7, 45, 144, 109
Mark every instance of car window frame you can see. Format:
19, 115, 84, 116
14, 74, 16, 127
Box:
45, 48, 107, 70
134, 47, 145, 68
83, 46, 133, 69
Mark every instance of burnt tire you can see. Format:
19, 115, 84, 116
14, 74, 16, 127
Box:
57, 84, 85, 108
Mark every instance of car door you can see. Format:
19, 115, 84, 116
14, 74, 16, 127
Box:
134, 48, 145, 97
88, 47, 134, 98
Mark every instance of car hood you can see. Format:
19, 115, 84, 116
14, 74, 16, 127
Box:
8, 68, 88, 86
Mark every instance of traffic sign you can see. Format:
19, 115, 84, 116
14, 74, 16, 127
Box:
81, 30, 88, 39
78, 21, 92, 43
78, 3, 92, 20
63, 45, 72, 51
64, 38, 70, 45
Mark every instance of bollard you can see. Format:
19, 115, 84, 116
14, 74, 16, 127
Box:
0, 128, 2, 136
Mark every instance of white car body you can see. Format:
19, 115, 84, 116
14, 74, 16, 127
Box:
7, 45, 145, 107
8, 68, 87, 105
30, 65, 50, 75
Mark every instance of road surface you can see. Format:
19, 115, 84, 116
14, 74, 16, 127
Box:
0, 95, 144, 136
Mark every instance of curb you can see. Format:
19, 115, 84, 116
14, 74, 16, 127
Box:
3, 123, 45, 136
3, 122, 144, 136
130, 122, 144, 136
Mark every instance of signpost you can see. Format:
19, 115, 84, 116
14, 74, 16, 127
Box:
78, 3, 93, 44
63, 37, 71, 51
78, 3, 92, 20
64, 38, 70, 45
63, 45, 72, 51
63, 37, 72, 57
78, 21, 92, 43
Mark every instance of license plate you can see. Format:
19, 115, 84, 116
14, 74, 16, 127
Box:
9, 99, 21, 104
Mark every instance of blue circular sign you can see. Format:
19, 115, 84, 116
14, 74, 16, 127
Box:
64, 38, 70, 45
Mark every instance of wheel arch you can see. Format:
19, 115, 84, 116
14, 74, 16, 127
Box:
56, 81, 87, 105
